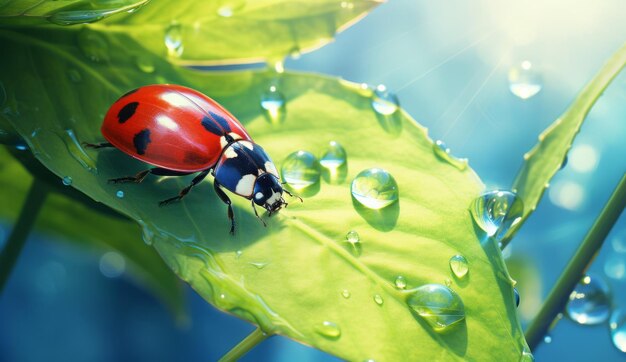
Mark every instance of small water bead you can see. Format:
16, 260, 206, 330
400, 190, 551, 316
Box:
116, 190, 125, 198
371, 84, 399, 115
316, 321, 341, 339
235, 250, 243, 259
60, 129, 98, 173
406, 284, 465, 332
281, 151, 320, 190
345, 230, 360, 244
514, 288, 520, 307
67, 69, 82, 83
62, 176, 73, 186
610, 309, 626, 353
449, 254, 469, 278
470, 190, 523, 241
260, 85, 286, 123
135, 55, 155, 73
432, 140, 467, 170
165, 22, 184, 58
341, 289, 351, 299
373, 294, 384, 305
320, 141, 347, 170
249, 262, 268, 269
444, 278, 452, 287
351, 168, 398, 210
519, 347, 535, 362
77, 29, 109, 62
394, 276, 407, 289
508, 60, 542, 100
565, 275, 611, 325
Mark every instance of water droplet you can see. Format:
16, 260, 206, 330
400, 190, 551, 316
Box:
609, 309, 626, 353
67, 69, 82, 83
260, 85, 286, 123
135, 55, 155, 73
519, 347, 535, 362
315, 321, 341, 339
543, 335, 552, 344
320, 141, 347, 170
165, 22, 184, 58
139, 221, 154, 246
470, 190, 523, 241
449, 254, 469, 278
444, 278, 452, 287
62, 176, 72, 186
249, 262, 268, 269
14, 142, 28, 151
99, 251, 126, 278
514, 288, 520, 307
371, 84, 399, 115
373, 294, 384, 305
49, 9, 106, 25
116, 190, 125, 198
406, 284, 465, 332
565, 274, 611, 325
217, 1, 244, 17
236, 250, 243, 258
77, 29, 109, 62
341, 289, 351, 299
289, 46, 302, 59
345, 230, 360, 244
341, 1, 355, 9
508, 60, 542, 100
394, 276, 407, 289
351, 168, 398, 209
281, 151, 320, 190
433, 140, 468, 170
59, 129, 98, 173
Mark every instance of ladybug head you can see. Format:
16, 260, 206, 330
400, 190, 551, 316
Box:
253, 173, 286, 215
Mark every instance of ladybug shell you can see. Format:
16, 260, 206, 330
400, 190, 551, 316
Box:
102, 84, 251, 172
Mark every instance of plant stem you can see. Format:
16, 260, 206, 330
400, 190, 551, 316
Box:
218, 328, 269, 362
525, 173, 626, 350
0, 179, 49, 295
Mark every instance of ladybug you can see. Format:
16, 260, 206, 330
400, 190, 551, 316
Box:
85, 84, 299, 234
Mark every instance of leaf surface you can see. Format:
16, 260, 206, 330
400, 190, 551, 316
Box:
0, 27, 527, 361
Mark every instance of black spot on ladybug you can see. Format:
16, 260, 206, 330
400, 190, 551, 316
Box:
183, 151, 209, 165
133, 128, 151, 155
201, 116, 224, 136
209, 111, 231, 132
118, 88, 139, 100
118, 102, 139, 124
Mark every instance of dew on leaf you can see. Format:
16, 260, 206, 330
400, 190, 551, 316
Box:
281, 151, 320, 190
449, 254, 469, 278
373, 294, 384, 305
406, 284, 465, 332
610, 309, 626, 353
249, 262, 268, 270
165, 22, 184, 58
135, 55, 155, 73
316, 320, 341, 339
565, 274, 611, 325
59, 129, 98, 173
260, 85, 286, 123
341, 289, 351, 299
394, 275, 407, 289
320, 141, 347, 170
371, 84, 399, 115
519, 347, 535, 362
433, 140, 468, 170
67, 69, 82, 83
470, 190, 523, 241
62, 176, 72, 186
351, 168, 398, 209
116, 190, 125, 198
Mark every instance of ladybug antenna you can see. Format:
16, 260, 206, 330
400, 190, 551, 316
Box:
250, 200, 267, 227
282, 189, 303, 203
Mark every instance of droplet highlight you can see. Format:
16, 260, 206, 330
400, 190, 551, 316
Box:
351, 168, 398, 209
281, 151, 320, 190
470, 190, 523, 241
433, 140, 467, 170
406, 284, 465, 332
320, 141, 347, 170
135, 55, 155, 73
116, 190, 125, 198
373, 294, 384, 305
345, 230, 360, 244
371, 84, 399, 115
165, 22, 184, 58
316, 321, 341, 339
341, 289, 351, 299
394, 276, 407, 289
609, 309, 626, 353
260, 85, 286, 123
449, 255, 469, 278
566, 274, 611, 325
62, 176, 73, 186
508, 60, 542, 100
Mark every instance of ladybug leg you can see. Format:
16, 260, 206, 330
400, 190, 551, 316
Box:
282, 188, 303, 203
158, 169, 210, 206
250, 200, 267, 227
214, 181, 235, 235
83, 142, 114, 149
108, 168, 191, 184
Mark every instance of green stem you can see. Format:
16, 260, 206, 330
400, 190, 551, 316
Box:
218, 328, 269, 362
0, 179, 49, 295
525, 173, 626, 350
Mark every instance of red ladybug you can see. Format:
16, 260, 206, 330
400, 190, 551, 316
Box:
86, 84, 298, 234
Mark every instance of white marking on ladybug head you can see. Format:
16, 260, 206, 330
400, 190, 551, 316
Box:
266, 189, 281, 206
255, 192, 263, 200
264, 161, 279, 178
224, 144, 238, 159
235, 174, 256, 196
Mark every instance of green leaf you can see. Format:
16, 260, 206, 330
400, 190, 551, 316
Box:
0, 0, 149, 25
0, 27, 527, 360
506, 42, 626, 245
0, 146, 187, 321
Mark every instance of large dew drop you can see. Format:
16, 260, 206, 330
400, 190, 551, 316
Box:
610, 309, 626, 353
406, 284, 465, 332
565, 274, 611, 325
371, 84, 399, 115
508, 60, 542, 100
315, 321, 341, 339
351, 168, 398, 209
281, 151, 320, 190
165, 22, 184, 58
449, 254, 469, 278
260, 85, 286, 123
470, 190, 523, 241
320, 141, 347, 170
394, 276, 407, 289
